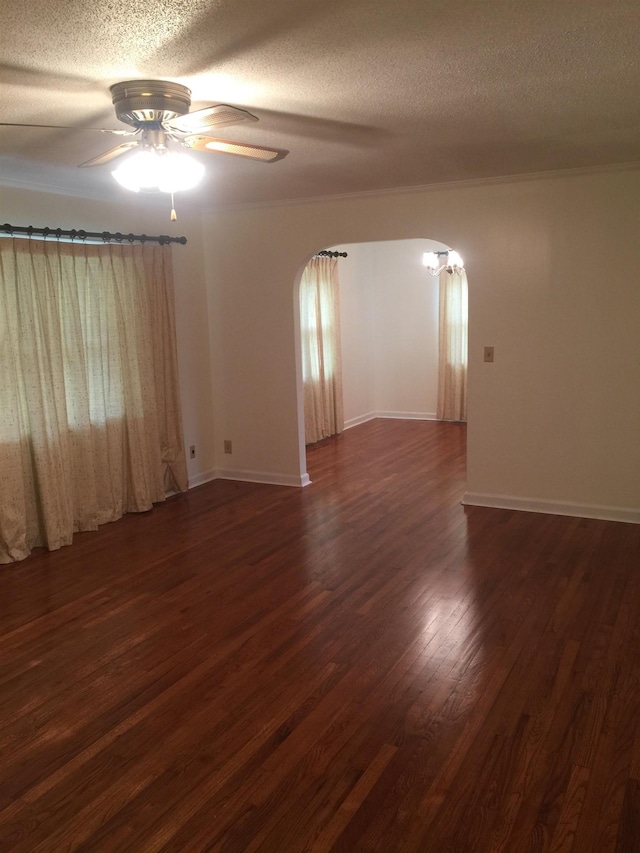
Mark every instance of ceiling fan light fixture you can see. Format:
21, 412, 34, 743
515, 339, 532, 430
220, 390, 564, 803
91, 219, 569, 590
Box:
112, 149, 205, 193
156, 151, 205, 193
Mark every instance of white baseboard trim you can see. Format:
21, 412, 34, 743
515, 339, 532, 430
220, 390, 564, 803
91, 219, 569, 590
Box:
216, 468, 310, 488
344, 411, 438, 429
462, 492, 640, 525
344, 412, 377, 430
187, 468, 218, 489
189, 467, 310, 489
376, 411, 439, 421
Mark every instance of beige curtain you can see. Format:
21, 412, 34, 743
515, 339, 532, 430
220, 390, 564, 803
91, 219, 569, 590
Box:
0, 238, 188, 564
437, 268, 468, 422
299, 256, 344, 444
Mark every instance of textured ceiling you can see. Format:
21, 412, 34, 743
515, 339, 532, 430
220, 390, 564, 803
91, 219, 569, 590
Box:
1, 0, 639, 208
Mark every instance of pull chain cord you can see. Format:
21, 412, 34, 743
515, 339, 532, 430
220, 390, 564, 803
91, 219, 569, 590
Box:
170, 192, 177, 222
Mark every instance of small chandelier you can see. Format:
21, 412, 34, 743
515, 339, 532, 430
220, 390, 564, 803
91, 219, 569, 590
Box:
422, 249, 464, 276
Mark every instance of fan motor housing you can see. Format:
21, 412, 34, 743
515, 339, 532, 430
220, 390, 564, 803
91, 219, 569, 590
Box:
110, 80, 192, 127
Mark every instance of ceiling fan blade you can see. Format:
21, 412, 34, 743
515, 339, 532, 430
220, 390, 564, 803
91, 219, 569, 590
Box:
165, 104, 258, 134
0, 122, 133, 135
78, 141, 139, 168
183, 135, 288, 162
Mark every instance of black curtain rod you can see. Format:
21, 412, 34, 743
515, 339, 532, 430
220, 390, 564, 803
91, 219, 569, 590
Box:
1, 223, 187, 245
313, 250, 450, 258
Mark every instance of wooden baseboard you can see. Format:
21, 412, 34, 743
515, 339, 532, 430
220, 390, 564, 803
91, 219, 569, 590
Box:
344, 411, 438, 430
215, 468, 310, 488
462, 492, 640, 525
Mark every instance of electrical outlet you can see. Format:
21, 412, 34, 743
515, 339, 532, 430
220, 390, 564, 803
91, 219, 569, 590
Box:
224, 440, 233, 454
483, 346, 495, 363
189, 445, 196, 459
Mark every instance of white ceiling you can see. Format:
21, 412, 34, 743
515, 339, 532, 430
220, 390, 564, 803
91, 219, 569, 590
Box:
1, 0, 639, 208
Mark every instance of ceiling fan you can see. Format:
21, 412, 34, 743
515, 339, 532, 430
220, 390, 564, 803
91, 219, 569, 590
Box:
0, 79, 288, 194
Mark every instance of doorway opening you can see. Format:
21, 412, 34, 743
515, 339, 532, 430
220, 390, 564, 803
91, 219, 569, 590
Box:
295, 237, 468, 484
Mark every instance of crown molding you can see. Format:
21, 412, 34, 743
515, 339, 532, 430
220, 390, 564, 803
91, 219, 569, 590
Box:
3, 159, 640, 216
0, 174, 108, 201
204, 160, 640, 214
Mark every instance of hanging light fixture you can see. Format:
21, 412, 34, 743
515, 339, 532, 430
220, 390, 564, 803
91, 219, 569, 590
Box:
111, 129, 205, 220
422, 249, 465, 276
112, 148, 204, 193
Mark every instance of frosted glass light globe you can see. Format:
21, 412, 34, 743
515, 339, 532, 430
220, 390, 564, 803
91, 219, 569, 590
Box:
112, 149, 204, 193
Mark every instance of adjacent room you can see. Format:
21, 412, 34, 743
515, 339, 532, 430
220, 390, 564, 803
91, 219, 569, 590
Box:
317, 240, 448, 429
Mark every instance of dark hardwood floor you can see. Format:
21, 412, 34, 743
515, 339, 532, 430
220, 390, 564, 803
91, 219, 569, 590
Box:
1, 418, 640, 852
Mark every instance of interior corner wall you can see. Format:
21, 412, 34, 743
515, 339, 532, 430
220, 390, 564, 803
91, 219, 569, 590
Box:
203, 167, 640, 521
0, 186, 216, 488
371, 239, 440, 419
335, 239, 441, 427
332, 242, 376, 425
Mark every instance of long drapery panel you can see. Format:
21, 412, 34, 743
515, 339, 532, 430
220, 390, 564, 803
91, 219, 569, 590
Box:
437, 268, 468, 421
0, 238, 187, 564
299, 256, 344, 444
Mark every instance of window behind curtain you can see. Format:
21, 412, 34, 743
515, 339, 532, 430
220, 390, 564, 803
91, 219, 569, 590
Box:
0, 238, 187, 564
437, 268, 468, 421
299, 256, 344, 444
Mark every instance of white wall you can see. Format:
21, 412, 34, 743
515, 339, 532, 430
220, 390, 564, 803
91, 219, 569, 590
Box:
333, 242, 376, 424
6, 167, 639, 522
0, 185, 216, 487
336, 239, 442, 426
202, 167, 640, 521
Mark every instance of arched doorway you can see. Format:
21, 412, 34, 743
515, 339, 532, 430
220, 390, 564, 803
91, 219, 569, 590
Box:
295, 237, 466, 483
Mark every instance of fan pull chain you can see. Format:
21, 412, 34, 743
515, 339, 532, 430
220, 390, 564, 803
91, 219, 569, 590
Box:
170, 193, 177, 222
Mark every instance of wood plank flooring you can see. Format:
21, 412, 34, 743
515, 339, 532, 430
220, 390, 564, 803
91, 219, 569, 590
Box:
1, 418, 639, 851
